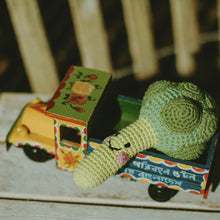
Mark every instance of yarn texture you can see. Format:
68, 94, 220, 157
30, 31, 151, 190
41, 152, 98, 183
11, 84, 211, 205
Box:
139, 81, 218, 159
73, 80, 218, 189
74, 118, 157, 189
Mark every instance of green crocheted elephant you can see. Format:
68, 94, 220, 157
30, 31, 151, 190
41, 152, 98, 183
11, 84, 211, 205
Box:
74, 81, 218, 189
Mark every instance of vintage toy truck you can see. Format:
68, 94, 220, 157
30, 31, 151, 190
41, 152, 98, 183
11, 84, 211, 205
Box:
6, 66, 218, 202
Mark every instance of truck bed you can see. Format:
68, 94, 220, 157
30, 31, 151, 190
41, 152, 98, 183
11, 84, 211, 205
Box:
88, 95, 218, 196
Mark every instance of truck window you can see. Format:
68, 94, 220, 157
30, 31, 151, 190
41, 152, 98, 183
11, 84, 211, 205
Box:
60, 126, 81, 146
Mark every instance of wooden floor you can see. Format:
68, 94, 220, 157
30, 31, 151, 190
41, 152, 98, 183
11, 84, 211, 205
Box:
0, 93, 219, 219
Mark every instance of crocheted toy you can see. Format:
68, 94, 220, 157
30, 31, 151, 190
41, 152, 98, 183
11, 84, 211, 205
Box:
73, 81, 218, 189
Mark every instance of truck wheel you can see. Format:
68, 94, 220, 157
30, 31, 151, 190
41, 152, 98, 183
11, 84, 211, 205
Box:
148, 184, 178, 202
23, 145, 54, 162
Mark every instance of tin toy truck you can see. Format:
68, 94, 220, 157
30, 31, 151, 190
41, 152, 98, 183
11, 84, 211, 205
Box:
6, 66, 218, 202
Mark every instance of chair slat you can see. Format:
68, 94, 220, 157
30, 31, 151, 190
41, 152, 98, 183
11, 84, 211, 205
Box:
217, 0, 220, 54
6, 0, 59, 94
121, 0, 158, 80
170, 0, 200, 77
68, 0, 113, 72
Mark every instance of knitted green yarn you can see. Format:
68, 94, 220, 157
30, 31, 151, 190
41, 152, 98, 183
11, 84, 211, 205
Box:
139, 80, 217, 159
179, 82, 204, 101
74, 118, 157, 189
73, 80, 218, 189
160, 98, 200, 134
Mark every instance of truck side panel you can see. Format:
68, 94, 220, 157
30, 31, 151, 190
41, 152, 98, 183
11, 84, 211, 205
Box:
6, 103, 55, 154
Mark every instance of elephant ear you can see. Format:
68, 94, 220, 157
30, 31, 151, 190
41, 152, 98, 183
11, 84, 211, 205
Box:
178, 82, 218, 141
178, 82, 204, 101
198, 109, 218, 142
166, 143, 207, 160
204, 92, 217, 110
160, 98, 200, 134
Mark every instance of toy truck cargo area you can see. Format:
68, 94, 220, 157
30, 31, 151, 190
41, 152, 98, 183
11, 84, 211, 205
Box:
6, 66, 218, 202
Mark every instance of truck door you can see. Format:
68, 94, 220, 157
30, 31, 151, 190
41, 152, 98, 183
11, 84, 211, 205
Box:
60, 125, 81, 148
54, 119, 87, 172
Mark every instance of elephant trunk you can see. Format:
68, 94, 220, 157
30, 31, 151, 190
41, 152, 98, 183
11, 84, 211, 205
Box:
73, 117, 157, 189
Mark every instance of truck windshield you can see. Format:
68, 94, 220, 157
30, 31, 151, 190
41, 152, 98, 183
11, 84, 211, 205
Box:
60, 126, 81, 147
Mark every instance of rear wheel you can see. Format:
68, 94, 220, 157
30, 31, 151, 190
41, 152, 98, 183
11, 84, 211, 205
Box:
23, 145, 54, 162
148, 184, 178, 202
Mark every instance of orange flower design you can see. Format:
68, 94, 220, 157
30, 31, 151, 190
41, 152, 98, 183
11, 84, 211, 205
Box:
71, 81, 95, 95
63, 153, 79, 167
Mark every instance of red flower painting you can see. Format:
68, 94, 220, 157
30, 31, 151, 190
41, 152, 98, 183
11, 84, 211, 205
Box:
89, 74, 98, 80
75, 107, 85, 113
67, 93, 88, 105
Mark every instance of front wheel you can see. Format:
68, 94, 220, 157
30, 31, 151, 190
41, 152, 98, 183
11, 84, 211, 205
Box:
23, 145, 54, 162
148, 184, 178, 202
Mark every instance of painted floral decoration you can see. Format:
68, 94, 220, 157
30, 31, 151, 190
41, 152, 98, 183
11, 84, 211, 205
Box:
62, 71, 102, 113
63, 151, 79, 168
71, 81, 95, 95
67, 93, 88, 105
75, 107, 85, 113
89, 74, 98, 80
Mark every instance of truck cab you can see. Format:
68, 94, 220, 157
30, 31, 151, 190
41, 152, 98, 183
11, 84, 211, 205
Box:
6, 66, 113, 172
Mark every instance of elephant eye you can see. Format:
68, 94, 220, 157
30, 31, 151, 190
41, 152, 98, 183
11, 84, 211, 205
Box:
114, 131, 120, 136
124, 143, 131, 148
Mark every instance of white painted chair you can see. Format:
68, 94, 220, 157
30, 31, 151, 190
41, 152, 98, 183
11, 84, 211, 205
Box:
5, 0, 206, 93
